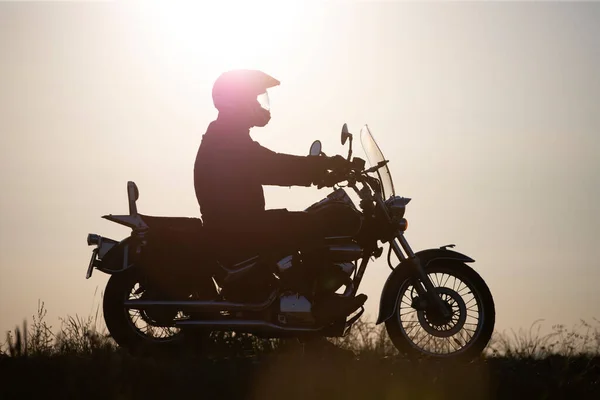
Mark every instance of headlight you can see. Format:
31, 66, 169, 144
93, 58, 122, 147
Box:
388, 205, 406, 219
385, 196, 411, 220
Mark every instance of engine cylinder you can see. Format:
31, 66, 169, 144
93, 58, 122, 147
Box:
278, 293, 314, 325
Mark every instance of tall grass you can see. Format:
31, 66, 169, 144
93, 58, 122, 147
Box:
487, 318, 600, 358
2, 301, 599, 359
2, 300, 115, 358
2, 304, 599, 400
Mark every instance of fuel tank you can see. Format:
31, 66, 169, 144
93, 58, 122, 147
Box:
305, 188, 363, 237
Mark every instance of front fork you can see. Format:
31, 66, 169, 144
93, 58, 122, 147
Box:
391, 234, 451, 318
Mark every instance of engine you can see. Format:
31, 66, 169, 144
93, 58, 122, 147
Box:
275, 254, 358, 326
277, 293, 314, 325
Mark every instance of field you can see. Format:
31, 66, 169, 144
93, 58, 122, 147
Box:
1, 303, 599, 400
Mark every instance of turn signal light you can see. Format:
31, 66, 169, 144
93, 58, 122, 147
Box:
397, 218, 408, 231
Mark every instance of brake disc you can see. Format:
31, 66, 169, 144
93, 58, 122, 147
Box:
417, 287, 467, 338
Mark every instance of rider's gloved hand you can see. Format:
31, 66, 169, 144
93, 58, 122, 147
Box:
327, 155, 352, 171
316, 171, 340, 189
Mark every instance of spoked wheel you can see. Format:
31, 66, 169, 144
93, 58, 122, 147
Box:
128, 284, 185, 339
385, 261, 495, 360
103, 269, 185, 353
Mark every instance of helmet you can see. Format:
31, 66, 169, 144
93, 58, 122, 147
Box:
212, 69, 280, 127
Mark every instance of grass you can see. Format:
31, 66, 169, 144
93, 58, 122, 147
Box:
1, 302, 599, 399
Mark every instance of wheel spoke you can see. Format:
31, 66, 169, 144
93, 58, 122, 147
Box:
434, 273, 442, 287
465, 297, 477, 306
400, 310, 417, 317
393, 266, 489, 357
442, 274, 452, 288
124, 283, 181, 341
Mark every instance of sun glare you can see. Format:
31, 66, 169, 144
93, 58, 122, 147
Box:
133, 1, 308, 76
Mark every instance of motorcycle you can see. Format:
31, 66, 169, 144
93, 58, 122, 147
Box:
85, 124, 495, 359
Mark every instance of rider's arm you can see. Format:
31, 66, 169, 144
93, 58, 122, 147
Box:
246, 141, 333, 187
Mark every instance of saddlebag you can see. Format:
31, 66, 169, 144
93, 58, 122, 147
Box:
138, 217, 219, 298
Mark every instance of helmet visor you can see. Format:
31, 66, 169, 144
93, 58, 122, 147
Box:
257, 92, 270, 111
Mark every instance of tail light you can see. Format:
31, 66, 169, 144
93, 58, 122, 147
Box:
87, 233, 101, 246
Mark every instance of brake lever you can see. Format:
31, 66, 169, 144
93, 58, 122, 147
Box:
363, 160, 390, 174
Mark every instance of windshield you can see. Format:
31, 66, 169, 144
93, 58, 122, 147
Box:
359, 125, 395, 199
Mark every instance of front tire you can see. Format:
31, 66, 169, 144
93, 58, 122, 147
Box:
385, 261, 495, 360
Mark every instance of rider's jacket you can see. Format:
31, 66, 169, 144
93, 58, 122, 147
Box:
194, 119, 331, 229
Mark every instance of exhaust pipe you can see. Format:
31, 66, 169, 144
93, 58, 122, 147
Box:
175, 319, 323, 333
123, 292, 277, 312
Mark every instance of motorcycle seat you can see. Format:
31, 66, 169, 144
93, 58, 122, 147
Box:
140, 214, 204, 234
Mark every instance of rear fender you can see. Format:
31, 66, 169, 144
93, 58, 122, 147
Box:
375, 248, 475, 324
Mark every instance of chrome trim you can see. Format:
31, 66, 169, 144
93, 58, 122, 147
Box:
97, 239, 117, 259
397, 233, 415, 258
174, 319, 324, 333
391, 238, 406, 261
123, 291, 277, 312
275, 255, 294, 273
279, 294, 314, 325
94, 243, 135, 275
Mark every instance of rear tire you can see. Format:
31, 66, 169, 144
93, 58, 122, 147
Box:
103, 269, 183, 354
385, 261, 495, 360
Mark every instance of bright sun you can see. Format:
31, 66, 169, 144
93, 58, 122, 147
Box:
133, 1, 308, 76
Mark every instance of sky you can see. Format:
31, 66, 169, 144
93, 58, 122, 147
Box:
1, 1, 599, 338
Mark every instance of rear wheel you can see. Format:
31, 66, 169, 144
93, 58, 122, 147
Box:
385, 261, 495, 360
103, 269, 184, 353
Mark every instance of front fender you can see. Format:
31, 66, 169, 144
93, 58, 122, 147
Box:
375, 248, 475, 324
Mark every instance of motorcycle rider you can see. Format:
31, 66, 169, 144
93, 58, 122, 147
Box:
194, 69, 367, 323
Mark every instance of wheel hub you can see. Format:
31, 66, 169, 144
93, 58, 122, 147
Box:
425, 301, 454, 326
416, 287, 467, 338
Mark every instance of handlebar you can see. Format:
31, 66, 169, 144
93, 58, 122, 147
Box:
316, 157, 388, 193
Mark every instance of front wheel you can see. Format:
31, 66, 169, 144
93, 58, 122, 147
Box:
385, 261, 495, 360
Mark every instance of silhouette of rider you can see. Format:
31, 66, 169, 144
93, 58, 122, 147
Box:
194, 69, 367, 322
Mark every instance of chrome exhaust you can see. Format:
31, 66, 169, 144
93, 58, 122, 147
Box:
175, 319, 323, 333
123, 292, 277, 312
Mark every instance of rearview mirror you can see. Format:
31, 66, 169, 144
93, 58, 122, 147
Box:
341, 123, 352, 145
309, 140, 322, 156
